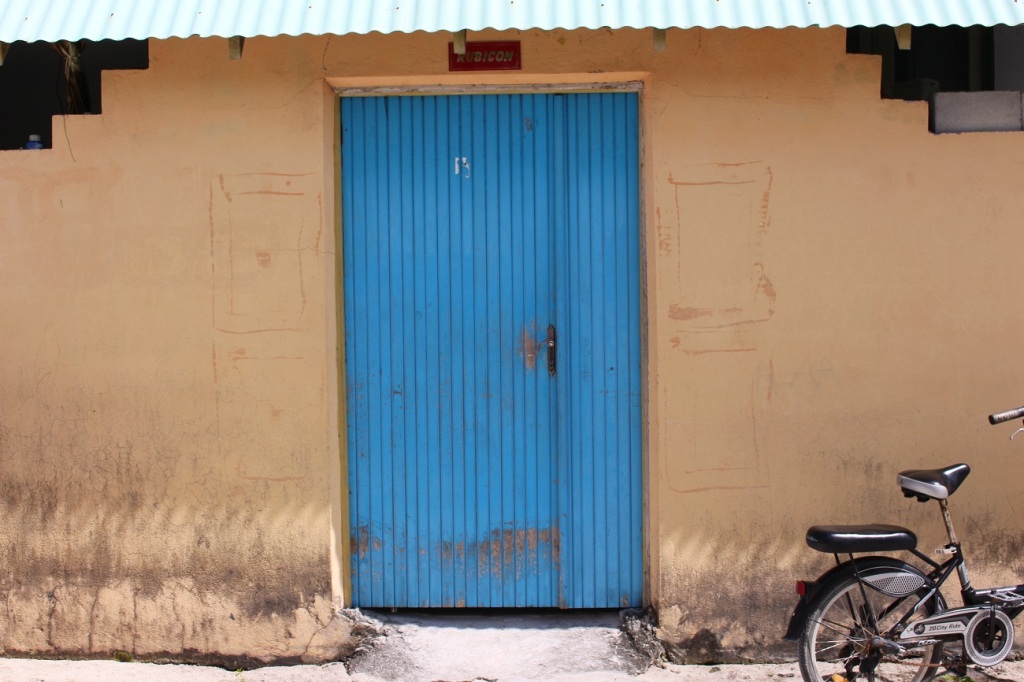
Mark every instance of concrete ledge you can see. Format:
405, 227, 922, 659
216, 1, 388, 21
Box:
933, 91, 1023, 133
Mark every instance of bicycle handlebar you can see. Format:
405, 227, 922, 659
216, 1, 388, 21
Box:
988, 406, 1024, 425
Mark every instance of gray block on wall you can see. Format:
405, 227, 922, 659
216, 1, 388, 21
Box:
932, 91, 1023, 133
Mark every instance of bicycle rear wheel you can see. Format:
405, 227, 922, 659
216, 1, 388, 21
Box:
798, 572, 943, 682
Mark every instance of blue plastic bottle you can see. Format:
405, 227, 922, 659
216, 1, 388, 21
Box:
25, 134, 43, 150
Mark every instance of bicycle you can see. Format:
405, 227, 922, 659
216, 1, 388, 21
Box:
784, 405, 1024, 681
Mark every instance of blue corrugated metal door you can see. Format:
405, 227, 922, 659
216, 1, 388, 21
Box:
341, 93, 641, 608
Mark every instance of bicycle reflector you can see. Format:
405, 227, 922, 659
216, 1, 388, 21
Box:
797, 581, 808, 596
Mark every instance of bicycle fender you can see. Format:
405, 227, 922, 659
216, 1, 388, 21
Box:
782, 556, 933, 642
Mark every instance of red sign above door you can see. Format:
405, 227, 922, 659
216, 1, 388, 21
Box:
448, 41, 522, 71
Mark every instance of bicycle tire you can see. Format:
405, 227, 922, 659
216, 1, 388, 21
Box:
798, 566, 944, 682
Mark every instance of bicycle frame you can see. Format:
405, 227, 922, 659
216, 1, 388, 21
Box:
859, 498, 1024, 643
791, 426, 1024, 680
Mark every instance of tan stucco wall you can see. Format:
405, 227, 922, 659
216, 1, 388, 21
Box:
642, 29, 1024, 660
1, 25, 1023, 663
0, 37, 342, 662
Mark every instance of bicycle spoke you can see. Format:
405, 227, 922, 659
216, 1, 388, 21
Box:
841, 591, 866, 626
815, 617, 856, 637
814, 640, 854, 656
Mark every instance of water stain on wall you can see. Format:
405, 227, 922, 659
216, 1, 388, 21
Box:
0, 380, 332, 663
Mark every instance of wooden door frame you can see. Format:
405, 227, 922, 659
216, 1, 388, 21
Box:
325, 77, 652, 609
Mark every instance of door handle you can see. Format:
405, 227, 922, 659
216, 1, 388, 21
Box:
546, 324, 556, 376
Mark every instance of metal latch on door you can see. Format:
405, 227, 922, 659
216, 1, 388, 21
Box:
546, 324, 556, 376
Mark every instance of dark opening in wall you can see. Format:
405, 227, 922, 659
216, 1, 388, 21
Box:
847, 25, 995, 101
847, 25, 1024, 132
0, 39, 148, 150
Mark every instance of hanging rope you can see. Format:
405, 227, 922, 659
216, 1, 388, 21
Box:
52, 40, 90, 114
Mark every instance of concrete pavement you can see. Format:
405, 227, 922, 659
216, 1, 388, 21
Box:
2, 608, 1023, 681
3, 658, 1024, 681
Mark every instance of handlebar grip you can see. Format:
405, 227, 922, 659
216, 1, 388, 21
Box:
989, 406, 1024, 425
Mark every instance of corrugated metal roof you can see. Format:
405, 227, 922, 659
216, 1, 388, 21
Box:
3, 0, 1024, 44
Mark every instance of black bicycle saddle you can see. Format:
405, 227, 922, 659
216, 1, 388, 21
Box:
806, 524, 917, 554
897, 463, 970, 501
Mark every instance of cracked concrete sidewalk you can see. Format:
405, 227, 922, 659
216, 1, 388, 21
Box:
0, 657, 795, 681
3, 609, 1023, 681
3, 658, 1024, 681
0, 655, 1019, 679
